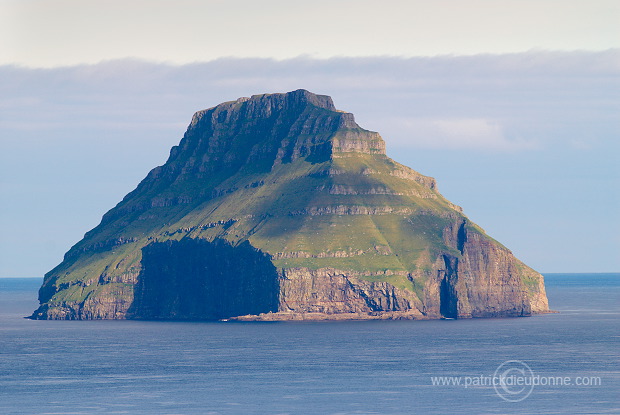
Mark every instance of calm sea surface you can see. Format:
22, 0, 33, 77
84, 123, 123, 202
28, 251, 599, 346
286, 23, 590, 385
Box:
1, 274, 618, 414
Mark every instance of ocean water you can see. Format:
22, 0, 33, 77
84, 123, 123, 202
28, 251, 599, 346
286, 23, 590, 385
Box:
0, 274, 618, 415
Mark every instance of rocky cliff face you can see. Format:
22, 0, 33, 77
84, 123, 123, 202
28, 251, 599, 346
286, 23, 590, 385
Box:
31, 89, 549, 321
127, 239, 279, 320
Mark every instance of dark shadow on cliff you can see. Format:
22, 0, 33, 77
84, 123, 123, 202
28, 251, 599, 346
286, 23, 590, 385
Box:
126, 238, 279, 320
439, 255, 459, 319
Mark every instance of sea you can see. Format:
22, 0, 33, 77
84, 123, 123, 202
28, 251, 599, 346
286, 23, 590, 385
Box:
0, 274, 618, 415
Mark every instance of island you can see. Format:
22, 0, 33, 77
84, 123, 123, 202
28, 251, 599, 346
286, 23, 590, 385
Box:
31, 89, 549, 321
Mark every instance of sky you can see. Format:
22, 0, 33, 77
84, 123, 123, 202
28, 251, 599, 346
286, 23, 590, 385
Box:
0, 0, 619, 277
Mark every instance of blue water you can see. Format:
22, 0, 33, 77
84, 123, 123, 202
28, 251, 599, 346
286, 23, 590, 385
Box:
0, 274, 618, 414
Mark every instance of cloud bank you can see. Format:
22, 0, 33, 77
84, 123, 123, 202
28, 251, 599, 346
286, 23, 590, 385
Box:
0, 50, 618, 276
2, 50, 618, 151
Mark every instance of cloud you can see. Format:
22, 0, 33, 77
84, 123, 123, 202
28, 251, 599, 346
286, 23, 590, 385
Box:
1, 50, 618, 151
1, 50, 619, 276
379, 117, 539, 152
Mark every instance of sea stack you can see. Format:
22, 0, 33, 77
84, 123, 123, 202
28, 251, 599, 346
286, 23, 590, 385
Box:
31, 90, 549, 321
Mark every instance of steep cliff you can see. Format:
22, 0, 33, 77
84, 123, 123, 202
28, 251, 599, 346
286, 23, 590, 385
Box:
31, 89, 549, 321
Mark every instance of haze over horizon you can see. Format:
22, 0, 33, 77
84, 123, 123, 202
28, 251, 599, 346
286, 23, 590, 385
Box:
1, 0, 618, 276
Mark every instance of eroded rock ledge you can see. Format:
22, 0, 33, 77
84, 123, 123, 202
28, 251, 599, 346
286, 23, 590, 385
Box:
230, 311, 428, 321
